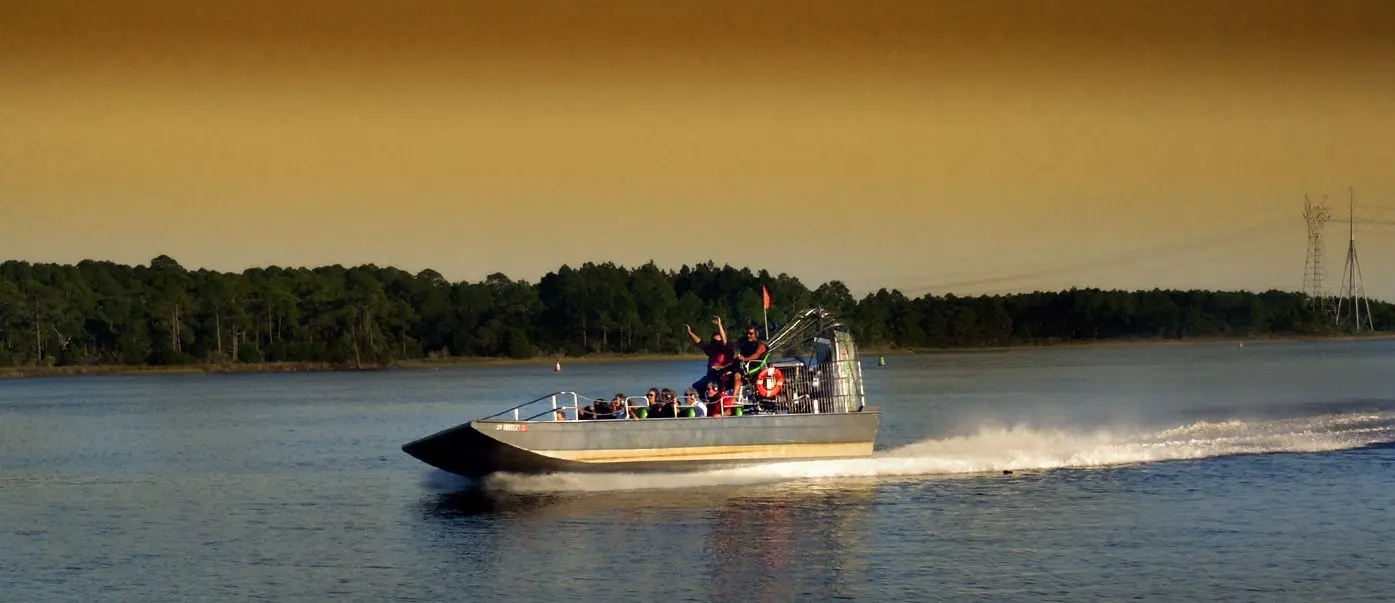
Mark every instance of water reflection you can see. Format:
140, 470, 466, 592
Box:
415, 478, 878, 602
424, 488, 559, 517
705, 482, 875, 601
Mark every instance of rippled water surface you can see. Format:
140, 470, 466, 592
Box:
4, 340, 1395, 602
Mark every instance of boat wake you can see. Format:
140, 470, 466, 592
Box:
483, 411, 1395, 493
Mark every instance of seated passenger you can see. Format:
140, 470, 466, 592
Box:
610, 393, 630, 419
650, 388, 680, 418
580, 398, 608, 420
702, 381, 738, 417
644, 388, 661, 417
683, 387, 706, 417
663, 388, 681, 415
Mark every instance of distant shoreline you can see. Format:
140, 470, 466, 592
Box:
3, 333, 1392, 380
891, 332, 1395, 355
0, 354, 708, 380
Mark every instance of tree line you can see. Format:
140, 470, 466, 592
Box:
0, 256, 1388, 368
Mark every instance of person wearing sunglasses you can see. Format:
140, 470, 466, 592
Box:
731, 324, 768, 398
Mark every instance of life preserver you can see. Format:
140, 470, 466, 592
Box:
755, 366, 784, 398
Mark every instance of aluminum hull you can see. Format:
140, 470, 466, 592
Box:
402, 408, 881, 479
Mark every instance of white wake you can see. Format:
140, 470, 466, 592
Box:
483, 411, 1395, 493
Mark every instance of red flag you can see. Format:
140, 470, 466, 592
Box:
761, 285, 772, 310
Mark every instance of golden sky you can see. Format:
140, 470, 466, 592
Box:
3, 0, 1394, 298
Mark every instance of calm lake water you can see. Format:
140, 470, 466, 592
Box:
4, 340, 1395, 602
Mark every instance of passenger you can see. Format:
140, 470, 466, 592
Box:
581, 398, 607, 420
703, 381, 738, 417
686, 316, 734, 393
732, 323, 769, 398
683, 387, 706, 417
651, 388, 680, 418
644, 387, 661, 416
611, 393, 630, 419
667, 388, 683, 416
644, 387, 661, 417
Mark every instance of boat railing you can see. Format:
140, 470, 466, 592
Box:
481, 392, 707, 422
481, 392, 595, 422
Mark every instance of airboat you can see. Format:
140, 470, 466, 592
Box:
401, 308, 880, 478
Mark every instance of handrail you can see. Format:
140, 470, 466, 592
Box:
484, 391, 708, 422
483, 392, 666, 422
481, 391, 598, 422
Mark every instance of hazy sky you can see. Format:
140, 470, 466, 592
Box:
3, 0, 1394, 298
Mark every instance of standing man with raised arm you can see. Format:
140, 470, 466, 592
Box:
686, 315, 733, 393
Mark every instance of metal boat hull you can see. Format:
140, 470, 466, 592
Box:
402, 408, 881, 479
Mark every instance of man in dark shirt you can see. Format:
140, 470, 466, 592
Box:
732, 324, 768, 398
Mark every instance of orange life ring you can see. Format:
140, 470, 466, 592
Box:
755, 366, 784, 398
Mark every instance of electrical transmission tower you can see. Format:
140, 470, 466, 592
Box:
1302, 195, 1331, 311
1334, 187, 1374, 331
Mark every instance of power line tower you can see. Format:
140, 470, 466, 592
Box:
1334, 186, 1374, 331
1302, 194, 1332, 311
